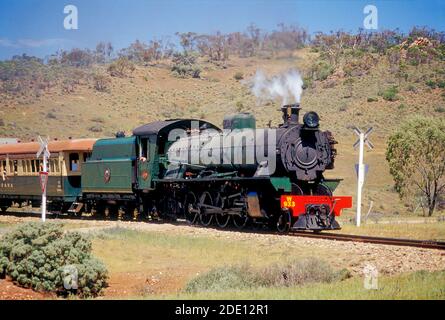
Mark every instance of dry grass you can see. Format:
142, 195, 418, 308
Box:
337, 222, 445, 240
165, 270, 445, 300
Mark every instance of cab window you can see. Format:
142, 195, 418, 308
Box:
140, 139, 149, 161
69, 153, 79, 172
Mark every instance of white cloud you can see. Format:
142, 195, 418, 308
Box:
0, 38, 18, 48
0, 38, 73, 48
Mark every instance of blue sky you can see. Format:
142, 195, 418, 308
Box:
0, 0, 444, 60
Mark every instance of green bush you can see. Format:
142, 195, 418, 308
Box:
312, 61, 334, 81
426, 80, 437, 89
184, 258, 344, 293
434, 106, 445, 113
0, 222, 108, 297
437, 80, 445, 88
381, 86, 399, 101
171, 52, 201, 78
302, 76, 313, 89
367, 97, 378, 102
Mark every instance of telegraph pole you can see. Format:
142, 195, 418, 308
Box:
352, 127, 374, 227
36, 136, 50, 222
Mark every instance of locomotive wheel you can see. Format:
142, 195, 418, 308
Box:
199, 191, 214, 226
214, 193, 230, 228
1, 206, 8, 213
233, 213, 248, 229
277, 209, 292, 233
184, 191, 198, 224
314, 183, 333, 196
291, 183, 304, 195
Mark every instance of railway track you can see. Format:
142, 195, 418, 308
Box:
290, 231, 445, 250
1, 210, 445, 250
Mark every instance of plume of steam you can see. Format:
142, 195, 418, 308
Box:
250, 69, 304, 105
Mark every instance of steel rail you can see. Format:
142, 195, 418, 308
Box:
289, 231, 445, 250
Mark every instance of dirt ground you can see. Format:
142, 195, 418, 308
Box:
1, 215, 445, 299
0, 278, 53, 300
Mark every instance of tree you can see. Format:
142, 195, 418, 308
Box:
386, 116, 445, 216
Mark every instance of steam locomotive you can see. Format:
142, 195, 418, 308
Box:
0, 104, 352, 232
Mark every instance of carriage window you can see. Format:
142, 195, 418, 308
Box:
83, 153, 88, 162
21, 160, 26, 173
31, 160, 36, 173
55, 160, 60, 173
27, 160, 31, 173
69, 153, 79, 172
36, 159, 41, 172
13, 160, 18, 175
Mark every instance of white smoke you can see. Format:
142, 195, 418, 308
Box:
250, 69, 304, 105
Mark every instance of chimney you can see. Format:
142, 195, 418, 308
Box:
281, 103, 301, 125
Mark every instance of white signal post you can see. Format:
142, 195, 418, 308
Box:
352, 127, 374, 227
36, 136, 50, 222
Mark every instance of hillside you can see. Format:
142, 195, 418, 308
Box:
1, 29, 444, 218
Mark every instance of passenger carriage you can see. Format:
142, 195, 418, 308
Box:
0, 138, 96, 212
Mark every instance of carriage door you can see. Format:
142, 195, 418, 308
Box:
137, 137, 151, 190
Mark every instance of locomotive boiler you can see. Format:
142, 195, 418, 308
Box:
166, 104, 337, 193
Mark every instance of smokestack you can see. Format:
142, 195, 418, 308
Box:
281, 103, 301, 125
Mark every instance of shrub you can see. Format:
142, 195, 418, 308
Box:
302, 76, 313, 89
339, 104, 348, 112
310, 61, 334, 81
381, 86, 399, 101
184, 258, 342, 293
407, 84, 417, 92
0, 222, 108, 297
107, 57, 135, 77
171, 52, 201, 78
235, 101, 244, 112
46, 112, 57, 119
426, 80, 437, 89
367, 97, 378, 102
233, 72, 244, 80
91, 117, 105, 123
434, 106, 445, 113
437, 80, 445, 88
89, 125, 103, 133
93, 73, 111, 92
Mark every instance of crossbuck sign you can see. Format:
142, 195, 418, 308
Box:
36, 136, 50, 222
352, 127, 374, 227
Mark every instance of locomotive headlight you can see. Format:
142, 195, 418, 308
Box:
303, 111, 320, 128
